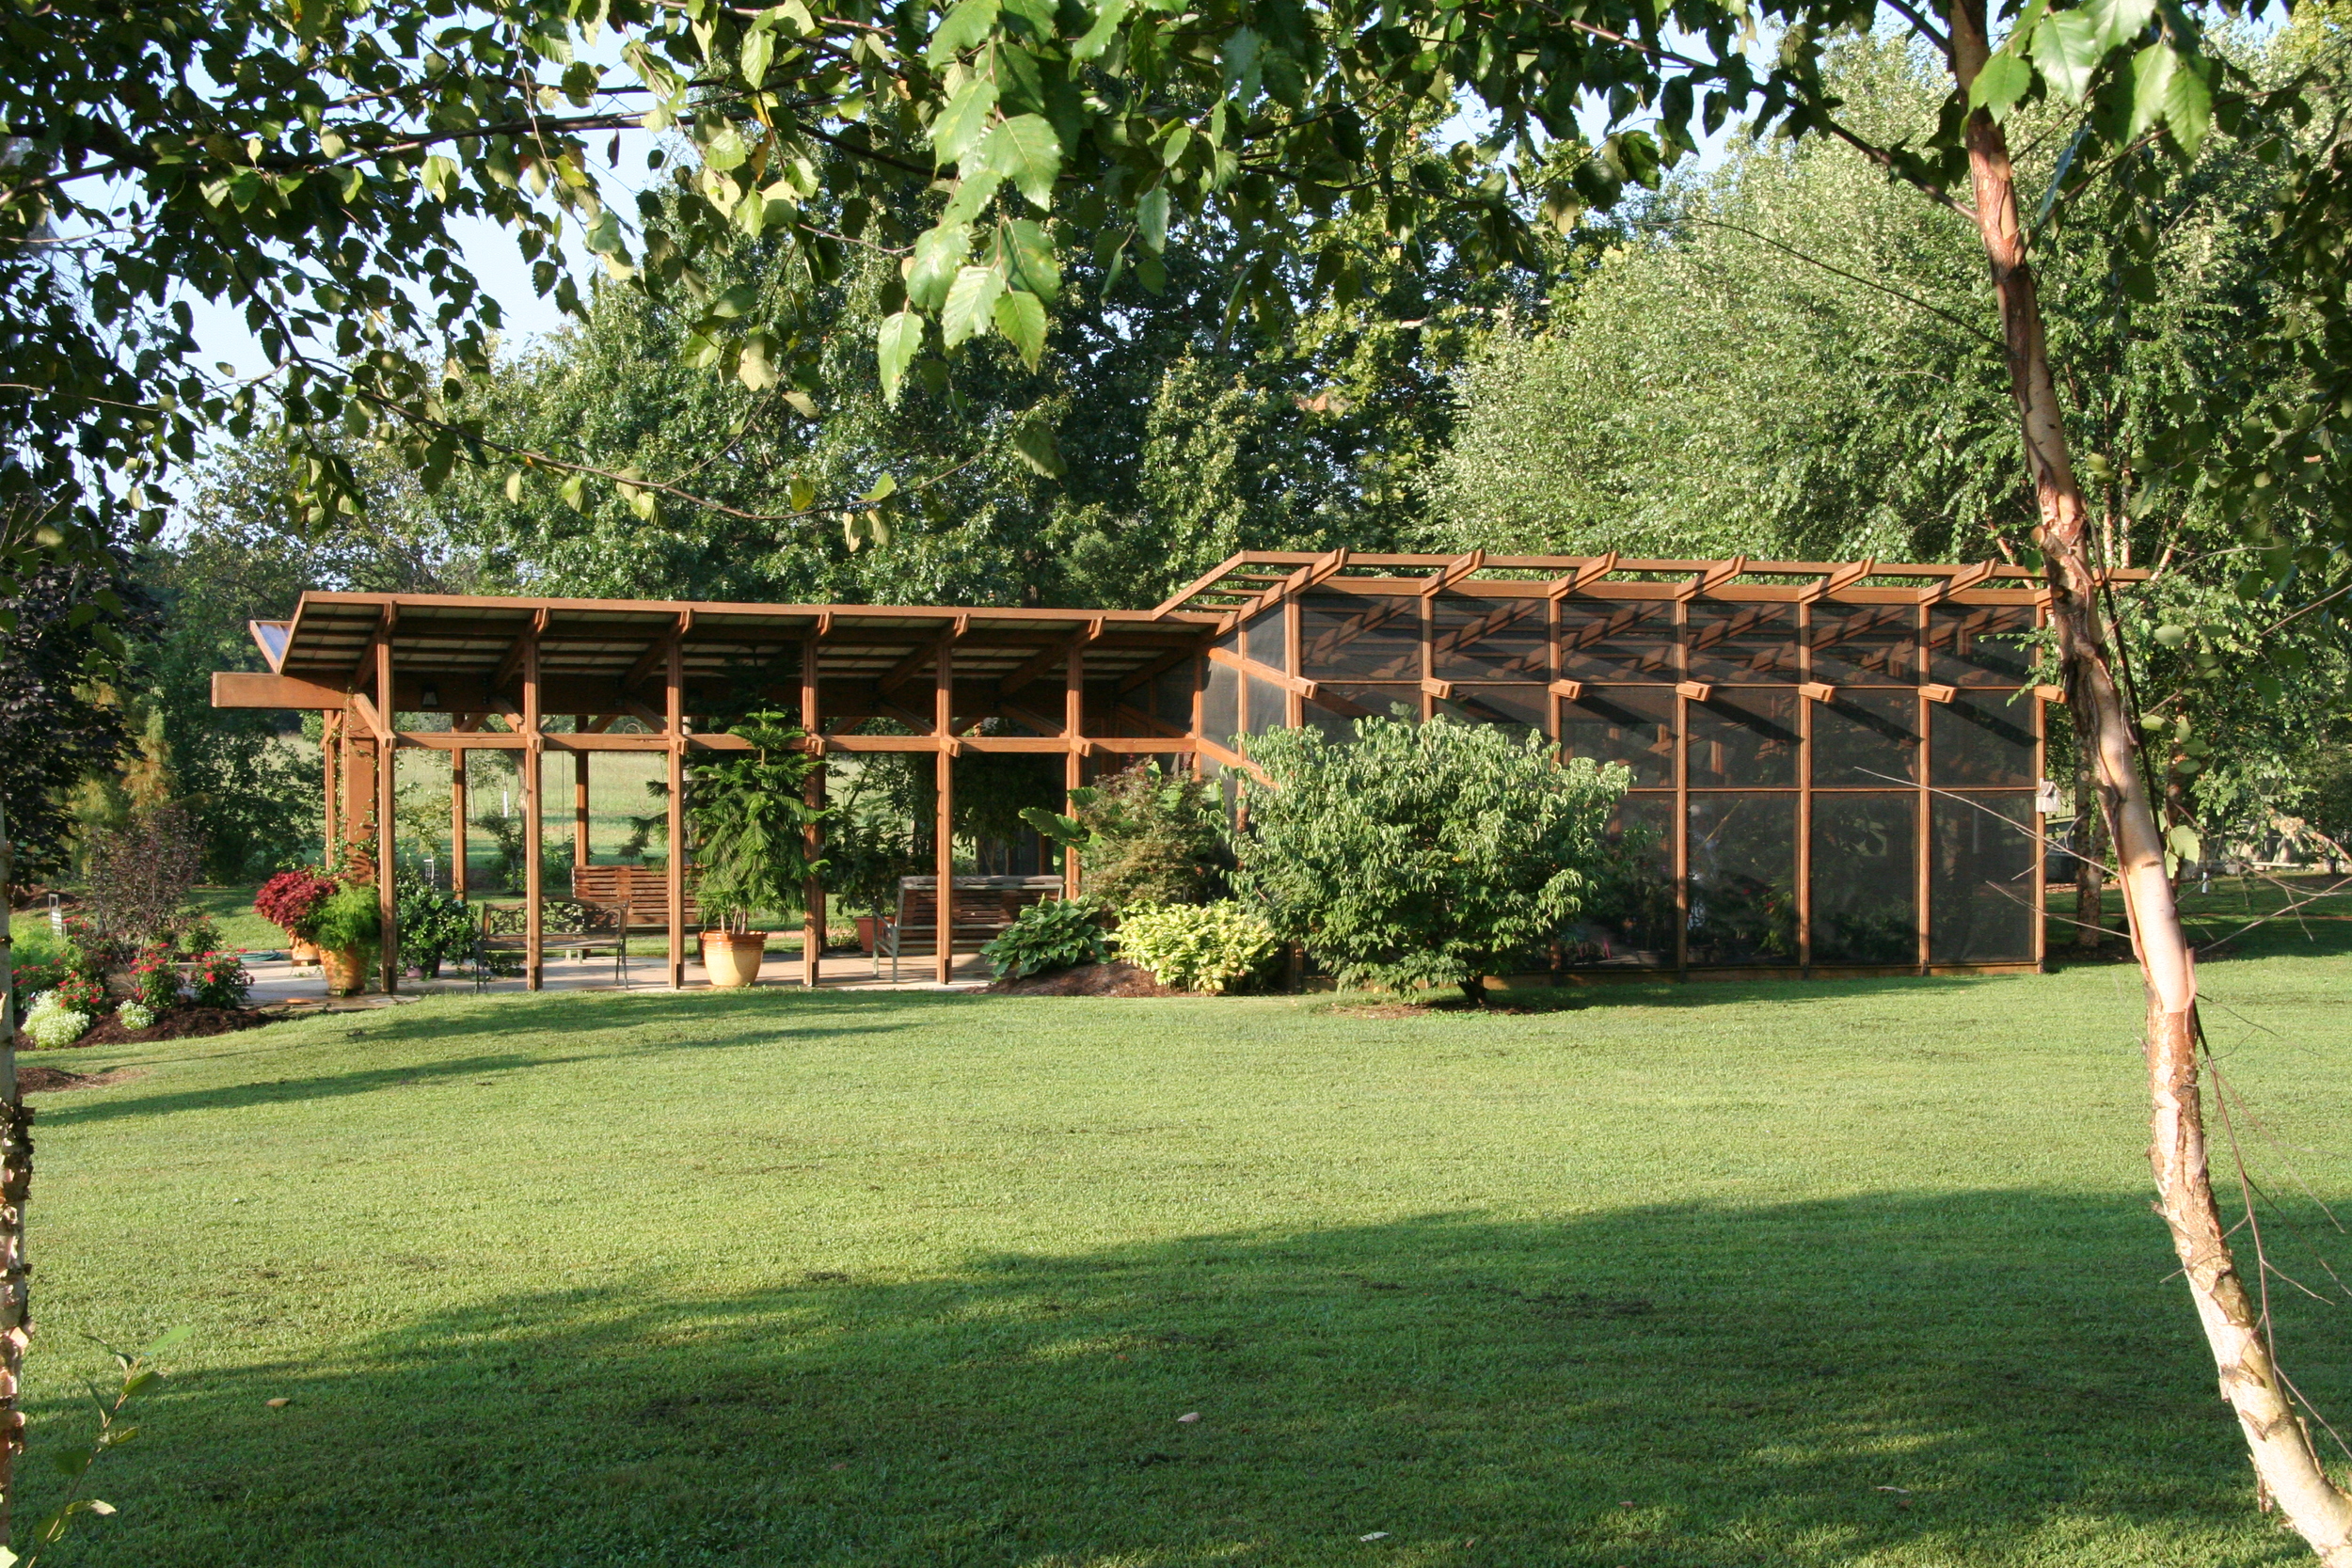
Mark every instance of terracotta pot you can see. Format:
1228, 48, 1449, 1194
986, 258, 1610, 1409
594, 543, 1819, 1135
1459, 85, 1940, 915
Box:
319, 947, 367, 997
289, 938, 322, 964
855, 915, 882, 954
700, 930, 768, 989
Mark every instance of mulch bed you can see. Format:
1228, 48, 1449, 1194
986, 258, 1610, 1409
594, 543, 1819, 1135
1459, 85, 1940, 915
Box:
14, 1005, 280, 1052
987, 961, 1187, 997
19, 1065, 146, 1094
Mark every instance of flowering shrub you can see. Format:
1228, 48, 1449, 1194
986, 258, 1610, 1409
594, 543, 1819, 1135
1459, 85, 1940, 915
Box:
21, 993, 91, 1050
116, 1000, 156, 1031
57, 914, 120, 983
131, 944, 182, 1011
187, 952, 251, 1009
1114, 901, 1280, 994
253, 869, 339, 940
8, 959, 70, 1019
47, 972, 107, 1016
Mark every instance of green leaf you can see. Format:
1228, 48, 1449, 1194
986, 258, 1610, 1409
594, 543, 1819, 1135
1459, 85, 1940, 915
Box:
930, 77, 999, 168
504, 469, 524, 504
560, 473, 587, 511
741, 26, 775, 86
739, 332, 780, 390
1137, 185, 1168, 252
876, 310, 924, 402
1968, 50, 2032, 121
782, 389, 819, 417
862, 472, 899, 501
2080, 0, 2156, 50
1072, 0, 1129, 60
702, 123, 751, 172
943, 263, 1008, 347
907, 223, 972, 312
2153, 624, 2190, 647
421, 154, 457, 201
2027, 8, 2104, 103
993, 287, 1047, 368
1010, 413, 1065, 477
926, 0, 1001, 66
982, 115, 1062, 209
1004, 218, 1061, 302
710, 283, 759, 318
941, 170, 1006, 226
2131, 43, 2212, 151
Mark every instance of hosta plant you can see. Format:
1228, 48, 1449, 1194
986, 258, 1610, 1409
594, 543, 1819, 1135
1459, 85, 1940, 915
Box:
978, 900, 1110, 981
1114, 902, 1278, 995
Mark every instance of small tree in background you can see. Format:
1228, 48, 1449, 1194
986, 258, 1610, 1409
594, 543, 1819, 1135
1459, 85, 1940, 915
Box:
1234, 718, 1627, 1005
81, 806, 202, 949
686, 712, 829, 936
1022, 762, 1232, 910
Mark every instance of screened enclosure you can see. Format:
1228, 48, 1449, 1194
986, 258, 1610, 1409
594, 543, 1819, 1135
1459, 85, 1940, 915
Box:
1170, 552, 2074, 976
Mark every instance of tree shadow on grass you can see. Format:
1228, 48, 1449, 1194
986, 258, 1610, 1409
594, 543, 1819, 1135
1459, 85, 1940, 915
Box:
32, 1194, 2332, 1568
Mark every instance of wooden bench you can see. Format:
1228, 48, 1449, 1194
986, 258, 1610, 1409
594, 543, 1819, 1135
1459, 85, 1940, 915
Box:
572, 864, 699, 935
474, 898, 629, 988
881, 876, 1067, 979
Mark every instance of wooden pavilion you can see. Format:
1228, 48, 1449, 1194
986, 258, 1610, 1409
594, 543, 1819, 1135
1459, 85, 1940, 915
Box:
214, 548, 2123, 991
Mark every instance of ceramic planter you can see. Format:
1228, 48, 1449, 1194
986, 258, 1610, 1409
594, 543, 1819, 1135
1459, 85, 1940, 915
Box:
289, 938, 322, 964
855, 915, 882, 953
700, 930, 768, 989
319, 947, 366, 997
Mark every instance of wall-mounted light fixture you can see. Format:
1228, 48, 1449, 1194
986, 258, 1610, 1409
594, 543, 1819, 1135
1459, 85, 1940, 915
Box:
420, 682, 441, 709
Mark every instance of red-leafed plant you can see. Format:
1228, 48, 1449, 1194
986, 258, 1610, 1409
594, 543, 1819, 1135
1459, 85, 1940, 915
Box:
253, 868, 338, 940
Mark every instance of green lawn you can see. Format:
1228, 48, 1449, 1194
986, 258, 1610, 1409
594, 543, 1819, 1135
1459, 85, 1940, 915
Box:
16, 937, 2352, 1565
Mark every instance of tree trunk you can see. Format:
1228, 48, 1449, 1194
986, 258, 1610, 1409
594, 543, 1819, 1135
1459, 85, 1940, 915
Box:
0, 810, 27, 1545
1947, 1, 2352, 1554
2074, 739, 2107, 954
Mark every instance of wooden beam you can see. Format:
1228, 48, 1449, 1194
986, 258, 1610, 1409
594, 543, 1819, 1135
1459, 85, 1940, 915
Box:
935, 636, 955, 985
1678, 554, 1750, 601
998, 624, 1096, 695
1799, 681, 1836, 704
1677, 680, 1713, 702
1547, 551, 1620, 598
348, 691, 392, 743
622, 610, 693, 690
879, 616, 968, 695
211, 671, 351, 709
494, 608, 551, 692
1803, 558, 1876, 603
1548, 679, 1585, 700
1419, 548, 1487, 599
1420, 677, 1454, 701
1919, 561, 1998, 603
1117, 640, 1210, 695
803, 631, 822, 990
1204, 644, 1319, 698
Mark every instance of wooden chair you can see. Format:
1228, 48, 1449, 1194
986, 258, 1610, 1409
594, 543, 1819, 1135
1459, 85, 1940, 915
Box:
879, 876, 1067, 980
473, 898, 629, 989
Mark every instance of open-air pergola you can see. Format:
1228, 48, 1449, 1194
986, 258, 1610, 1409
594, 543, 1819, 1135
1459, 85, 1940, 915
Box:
215, 548, 2129, 991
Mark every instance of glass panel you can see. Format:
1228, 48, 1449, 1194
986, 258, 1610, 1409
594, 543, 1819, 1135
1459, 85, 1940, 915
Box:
1686, 602, 1802, 684
1688, 690, 1800, 787
1559, 600, 1677, 683
1152, 661, 1195, 731
1930, 793, 2037, 963
1809, 793, 1917, 965
1244, 674, 1287, 736
1244, 607, 1289, 673
1931, 693, 2036, 787
1438, 684, 1548, 736
1929, 603, 2040, 688
1810, 604, 1920, 685
1299, 591, 1421, 680
1559, 688, 1676, 789
1203, 657, 1240, 746
1813, 689, 1919, 787
1688, 794, 1799, 965
1433, 595, 1548, 680
1564, 793, 1677, 968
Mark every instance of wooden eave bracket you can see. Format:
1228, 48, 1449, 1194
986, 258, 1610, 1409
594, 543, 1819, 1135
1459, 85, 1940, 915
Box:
1548, 552, 1620, 599
1205, 643, 1317, 698
349, 602, 398, 685
1677, 555, 1749, 602
347, 691, 393, 742
2033, 684, 2066, 703
494, 607, 552, 690
1676, 680, 1713, 702
1804, 558, 1876, 603
1922, 684, 1959, 704
1419, 548, 1486, 599
1548, 678, 1585, 700
1920, 562, 1998, 603
1420, 677, 1455, 700
623, 610, 693, 691
1799, 681, 1836, 704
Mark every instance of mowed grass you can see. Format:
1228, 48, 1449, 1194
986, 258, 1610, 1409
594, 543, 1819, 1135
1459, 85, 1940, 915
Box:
17, 944, 2352, 1566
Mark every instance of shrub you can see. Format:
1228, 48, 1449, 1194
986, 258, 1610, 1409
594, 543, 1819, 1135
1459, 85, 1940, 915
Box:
84, 804, 204, 944
186, 951, 252, 1009
1114, 901, 1279, 993
115, 1000, 156, 1031
1024, 762, 1230, 910
21, 993, 91, 1050
254, 868, 339, 940
130, 943, 181, 1011
688, 711, 828, 934
8, 958, 70, 1019
1234, 716, 1628, 1004
308, 884, 382, 954
978, 899, 1110, 980
394, 876, 475, 978
46, 971, 107, 1016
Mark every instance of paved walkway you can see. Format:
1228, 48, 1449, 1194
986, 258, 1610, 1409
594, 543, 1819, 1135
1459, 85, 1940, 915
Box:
241, 947, 992, 1011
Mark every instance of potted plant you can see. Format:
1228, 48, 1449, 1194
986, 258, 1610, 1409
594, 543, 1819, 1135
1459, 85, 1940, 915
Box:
686, 710, 829, 989
307, 882, 381, 996
254, 868, 338, 962
820, 815, 918, 951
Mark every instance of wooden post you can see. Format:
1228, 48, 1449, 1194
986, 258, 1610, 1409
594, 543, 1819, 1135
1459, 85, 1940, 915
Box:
802, 634, 823, 989
342, 721, 373, 869
376, 634, 399, 994
322, 708, 342, 871
450, 746, 469, 900
666, 635, 686, 989
936, 634, 955, 985
523, 622, 544, 990
0, 804, 26, 1544
1914, 605, 1932, 974
1063, 638, 1083, 899
572, 739, 591, 888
